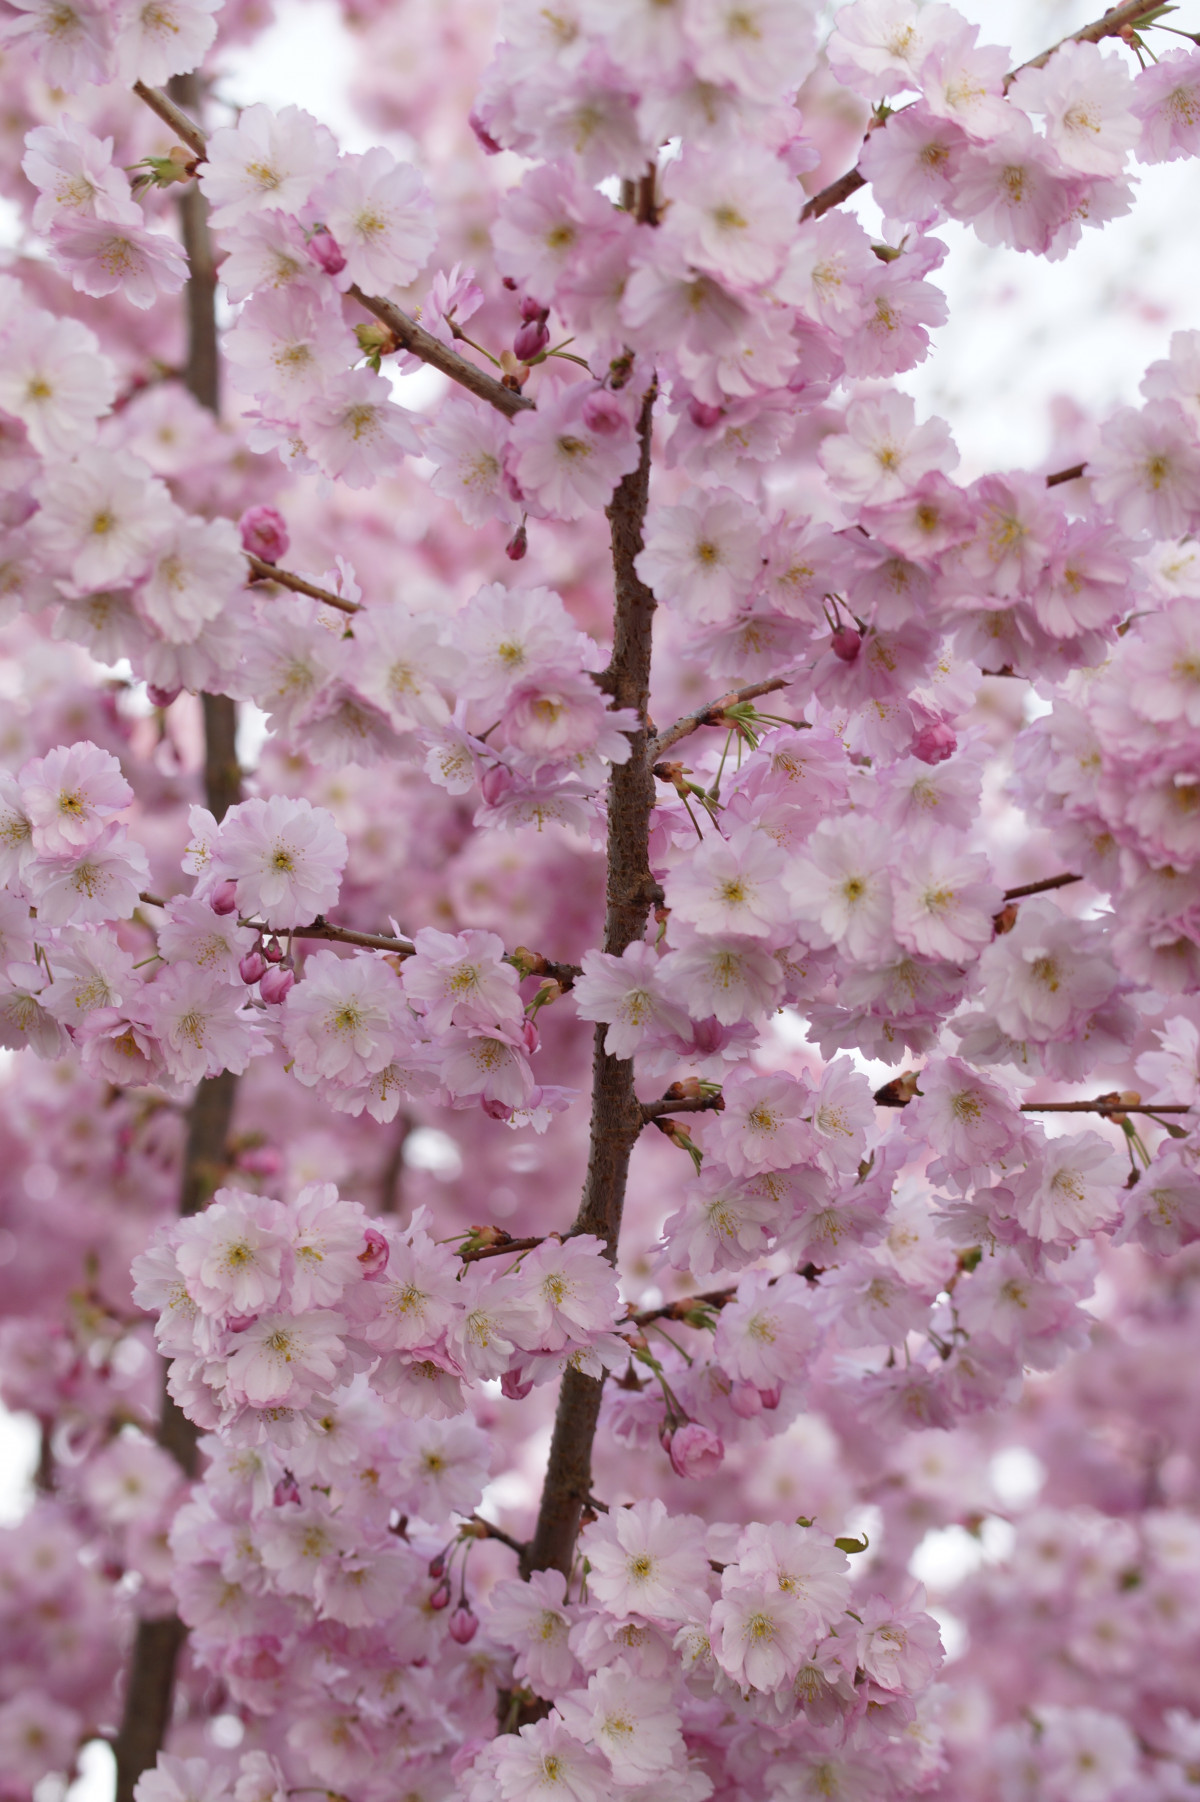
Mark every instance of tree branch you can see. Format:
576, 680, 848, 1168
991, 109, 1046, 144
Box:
802, 2, 1168, 225
640, 1093, 725, 1123
132, 79, 208, 159
347, 287, 535, 419
523, 384, 659, 1581
129, 84, 535, 422
1003, 872, 1084, 900
1045, 462, 1088, 488
649, 676, 795, 760
245, 554, 362, 613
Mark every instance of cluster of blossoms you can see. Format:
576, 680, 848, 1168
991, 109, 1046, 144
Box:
1, 0, 1200, 1800
134, 1183, 623, 1429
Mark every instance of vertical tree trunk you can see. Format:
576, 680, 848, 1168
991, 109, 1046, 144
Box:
113, 73, 243, 1802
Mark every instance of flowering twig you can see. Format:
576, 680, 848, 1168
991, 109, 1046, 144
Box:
802, 2, 1171, 223
245, 554, 363, 614
649, 676, 797, 760
128, 83, 536, 422
458, 1232, 552, 1265
347, 287, 536, 419
639, 1092, 725, 1124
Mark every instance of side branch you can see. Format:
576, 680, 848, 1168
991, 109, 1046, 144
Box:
133, 79, 208, 158
649, 676, 795, 760
129, 85, 536, 422
802, 2, 1168, 226
1003, 872, 1084, 900
348, 288, 536, 419
246, 555, 362, 613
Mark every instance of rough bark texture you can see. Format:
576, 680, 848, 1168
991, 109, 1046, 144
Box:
523, 387, 658, 1581
113, 75, 242, 1800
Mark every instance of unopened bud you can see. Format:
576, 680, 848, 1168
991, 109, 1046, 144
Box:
428, 1553, 446, 1580
522, 1019, 539, 1054
239, 505, 289, 564
306, 225, 346, 275
448, 1605, 479, 1644
259, 964, 295, 1005
262, 937, 284, 963
581, 390, 627, 436
358, 1227, 389, 1277
272, 1473, 301, 1507
468, 109, 503, 155
501, 1368, 534, 1400
504, 524, 528, 562
688, 398, 724, 429
146, 683, 181, 709
211, 880, 239, 917
429, 1580, 452, 1610
831, 626, 862, 662
758, 1384, 782, 1411
513, 317, 550, 362
239, 950, 268, 986
909, 719, 957, 765
992, 902, 1019, 936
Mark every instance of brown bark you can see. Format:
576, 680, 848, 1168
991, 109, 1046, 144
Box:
523, 387, 658, 1580
113, 72, 242, 1802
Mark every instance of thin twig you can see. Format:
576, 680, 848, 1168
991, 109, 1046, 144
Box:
801, 2, 1170, 225
640, 1094, 725, 1123
650, 676, 795, 760
1003, 872, 1084, 900
471, 1515, 527, 1556
1021, 1101, 1192, 1116
1045, 462, 1088, 488
128, 84, 534, 423
245, 554, 362, 614
132, 80, 208, 159
459, 1235, 548, 1265
348, 287, 535, 419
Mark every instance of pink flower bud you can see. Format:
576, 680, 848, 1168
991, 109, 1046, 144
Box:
501, 1369, 534, 1401
504, 525, 528, 562
513, 317, 550, 362
238, 1146, 283, 1177
146, 683, 181, 708
480, 763, 514, 805
728, 1381, 764, 1420
259, 964, 295, 1005
831, 627, 862, 663
210, 880, 239, 916
429, 1580, 452, 1611
239, 951, 267, 986
428, 1553, 446, 1579
468, 110, 503, 154
239, 505, 290, 564
581, 390, 627, 435
358, 1227, 390, 1278
305, 225, 346, 276
448, 1606, 479, 1645
688, 398, 724, 429
262, 937, 284, 963
519, 295, 548, 323
481, 1097, 514, 1122
758, 1384, 782, 1411
522, 1019, 539, 1053
662, 1421, 725, 1480
909, 719, 958, 765
273, 1473, 301, 1507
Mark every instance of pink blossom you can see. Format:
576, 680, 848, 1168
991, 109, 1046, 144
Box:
199, 104, 339, 230
508, 382, 639, 522
316, 146, 435, 292
1132, 47, 1200, 163
213, 796, 347, 929
1090, 400, 1200, 538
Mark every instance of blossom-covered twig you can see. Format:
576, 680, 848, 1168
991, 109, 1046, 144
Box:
802, 1, 1172, 223
649, 676, 797, 760
129, 83, 535, 421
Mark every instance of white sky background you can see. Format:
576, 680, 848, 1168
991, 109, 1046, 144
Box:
2, 1, 1199, 1789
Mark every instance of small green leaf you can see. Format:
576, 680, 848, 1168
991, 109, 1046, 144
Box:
835, 1533, 870, 1555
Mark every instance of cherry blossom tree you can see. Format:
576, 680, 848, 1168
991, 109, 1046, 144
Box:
1, 2, 1200, 1800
